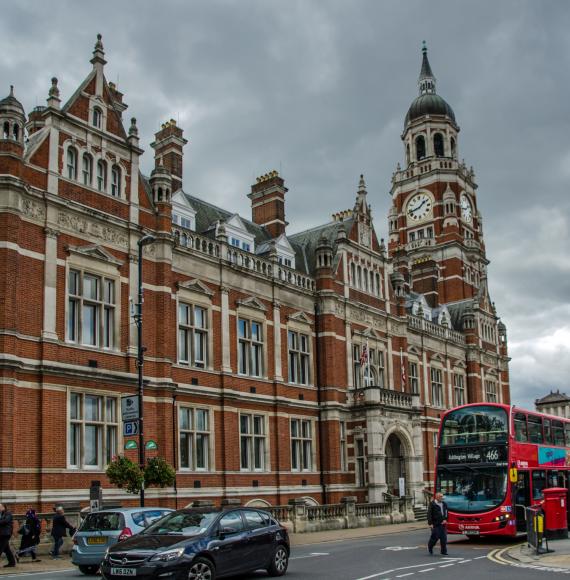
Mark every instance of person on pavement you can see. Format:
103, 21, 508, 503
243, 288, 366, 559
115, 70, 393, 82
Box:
0, 503, 16, 568
427, 492, 449, 556
50, 506, 75, 559
17, 509, 41, 561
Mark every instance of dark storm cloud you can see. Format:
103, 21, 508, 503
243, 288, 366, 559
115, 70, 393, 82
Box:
2, 0, 569, 409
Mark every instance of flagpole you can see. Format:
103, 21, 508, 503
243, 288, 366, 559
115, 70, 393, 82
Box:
367, 339, 370, 387
400, 348, 404, 392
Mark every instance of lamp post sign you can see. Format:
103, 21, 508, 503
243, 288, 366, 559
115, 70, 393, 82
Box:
121, 395, 140, 422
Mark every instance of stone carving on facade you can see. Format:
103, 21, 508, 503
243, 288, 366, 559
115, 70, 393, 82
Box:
20, 198, 46, 222
57, 212, 128, 248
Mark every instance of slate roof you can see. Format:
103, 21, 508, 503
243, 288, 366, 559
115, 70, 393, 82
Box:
536, 391, 570, 405
289, 218, 354, 276
446, 300, 473, 332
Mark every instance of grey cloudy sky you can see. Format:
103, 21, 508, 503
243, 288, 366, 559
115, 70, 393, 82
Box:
2, 0, 569, 409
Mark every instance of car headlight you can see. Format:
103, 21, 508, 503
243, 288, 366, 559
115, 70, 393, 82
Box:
149, 547, 185, 562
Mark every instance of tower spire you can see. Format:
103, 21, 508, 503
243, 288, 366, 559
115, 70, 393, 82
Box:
418, 41, 436, 95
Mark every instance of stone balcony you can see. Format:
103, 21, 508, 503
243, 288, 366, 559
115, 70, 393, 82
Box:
350, 385, 420, 411
407, 315, 465, 344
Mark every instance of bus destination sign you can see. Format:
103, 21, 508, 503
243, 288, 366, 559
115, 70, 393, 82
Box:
440, 445, 507, 465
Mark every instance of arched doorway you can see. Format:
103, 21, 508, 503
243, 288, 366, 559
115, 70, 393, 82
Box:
385, 433, 406, 496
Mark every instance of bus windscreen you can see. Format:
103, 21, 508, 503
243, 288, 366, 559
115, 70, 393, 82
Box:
436, 465, 507, 513
440, 406, 508, 446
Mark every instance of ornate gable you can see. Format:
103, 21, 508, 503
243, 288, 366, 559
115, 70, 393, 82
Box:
177, 279, 214, 297
236, 296, 267, 312
288, 311, 312, 325
66, 244, 123, 267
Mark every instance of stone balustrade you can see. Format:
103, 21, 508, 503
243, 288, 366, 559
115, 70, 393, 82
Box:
350, 386, 420, 410
266, 496, 415, 533
407, 315, 465, 344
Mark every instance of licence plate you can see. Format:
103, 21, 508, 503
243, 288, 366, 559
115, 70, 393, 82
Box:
110, 568, 136, 576
87, 537, 107, 545
465, 530, 479, 536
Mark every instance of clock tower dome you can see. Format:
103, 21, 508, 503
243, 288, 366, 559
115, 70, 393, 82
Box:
388, 42, 486, 308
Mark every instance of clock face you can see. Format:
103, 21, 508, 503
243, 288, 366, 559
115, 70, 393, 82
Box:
406, 193, 432, 222
460, 194, 473, 223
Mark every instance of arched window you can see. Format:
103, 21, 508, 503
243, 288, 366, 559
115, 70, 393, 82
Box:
67, 147, 77, 180
433, 133, 444, 157
370, 271, 375, 294
450, 137, 456, 159
12, 123, 19, 141
97, 160, 107, 191
415, 135, 426, 160
357, 266, 362, 289
375, 273, 381, 296
82, 153, 93, 186
111, 165, 121, 197
406, 144, 410, 164
363, 269, 369, 292
350, 262, 356, 286
93, 107, 102, 129
2, 122, 9, 139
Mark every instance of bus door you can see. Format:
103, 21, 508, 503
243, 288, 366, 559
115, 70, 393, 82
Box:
515, 471, 530, 533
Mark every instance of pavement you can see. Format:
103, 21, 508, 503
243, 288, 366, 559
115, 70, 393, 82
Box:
490, 536, 570, 573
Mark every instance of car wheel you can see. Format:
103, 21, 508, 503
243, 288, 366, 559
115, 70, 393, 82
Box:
267, 544, 289, 577
187, 557, 215, 580
78, 565, 99, 575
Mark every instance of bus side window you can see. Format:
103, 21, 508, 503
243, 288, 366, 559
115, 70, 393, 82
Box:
514, 413, 528, 442
553, 420, 565, 446
528, 415, 543, 444
565, 423, 570, 447
544, 419, 552, 444
532, 470, 546, 500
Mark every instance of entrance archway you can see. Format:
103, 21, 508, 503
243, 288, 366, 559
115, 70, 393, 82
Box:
385, 433, 406, 496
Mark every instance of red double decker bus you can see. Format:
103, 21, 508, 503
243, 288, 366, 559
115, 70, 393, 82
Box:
435, 402, 570, 537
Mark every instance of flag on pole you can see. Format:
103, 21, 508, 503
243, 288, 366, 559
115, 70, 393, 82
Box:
360, 343, 368, 366
400, 349, 406, 390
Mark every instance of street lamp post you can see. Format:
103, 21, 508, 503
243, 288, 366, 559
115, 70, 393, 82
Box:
136, 234, 156, 507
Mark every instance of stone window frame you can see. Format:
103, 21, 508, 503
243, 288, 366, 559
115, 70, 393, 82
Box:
354, 436, 367, 487
453, 370, 467, 407
235, 303, 268, 379
175, 282, 214, 371
429, 364, 445, 408
67, 387, 120, 471
177, 403, 216, 473
64, 249, 122, 352
88, 96, 108, 133
408, 357, 420, 395
286, 314, 314, 387
290, 416, 316, 473
239, 411, 270, 473
339, 421, 348, 472
352, 335, 386, 389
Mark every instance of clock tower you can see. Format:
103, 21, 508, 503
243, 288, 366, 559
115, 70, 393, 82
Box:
388, 42, 487, 308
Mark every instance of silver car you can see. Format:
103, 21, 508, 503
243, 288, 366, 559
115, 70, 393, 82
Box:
71, 507, 173, 575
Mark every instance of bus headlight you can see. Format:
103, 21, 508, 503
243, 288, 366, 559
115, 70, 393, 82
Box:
494, 514, 510, 522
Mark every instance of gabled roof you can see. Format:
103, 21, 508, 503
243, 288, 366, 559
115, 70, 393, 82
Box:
536, 391, 570, 405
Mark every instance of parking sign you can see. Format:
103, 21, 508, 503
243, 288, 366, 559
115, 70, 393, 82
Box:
123, 421, 139, 437
121, 395, 140, 421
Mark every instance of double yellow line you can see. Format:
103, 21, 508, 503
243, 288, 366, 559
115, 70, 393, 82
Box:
487, 543, 526, 566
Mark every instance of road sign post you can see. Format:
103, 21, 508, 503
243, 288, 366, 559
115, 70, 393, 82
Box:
123, 421, 140, 437
121, 396, 140, 422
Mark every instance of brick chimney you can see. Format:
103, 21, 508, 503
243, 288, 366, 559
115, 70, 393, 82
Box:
150, 119, 188, 192
248, 170, 288, 238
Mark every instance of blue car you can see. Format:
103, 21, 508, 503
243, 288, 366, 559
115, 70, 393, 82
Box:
100, 507, 290, 579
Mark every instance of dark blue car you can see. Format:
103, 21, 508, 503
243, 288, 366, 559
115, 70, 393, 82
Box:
100, 507, 290, 580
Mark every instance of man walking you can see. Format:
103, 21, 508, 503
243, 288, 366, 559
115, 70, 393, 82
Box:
50, 506, 75, 559
427, 492, 449, 556
0, 503, 16, 568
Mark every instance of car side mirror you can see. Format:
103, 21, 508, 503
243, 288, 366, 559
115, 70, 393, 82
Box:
219, 526, 236, 539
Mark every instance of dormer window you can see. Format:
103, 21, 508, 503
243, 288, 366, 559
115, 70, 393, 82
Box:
93, 107, 102, 129
67, 147, 78, 180
173, 212, 193, 230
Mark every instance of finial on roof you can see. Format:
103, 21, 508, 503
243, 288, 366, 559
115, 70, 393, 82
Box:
95, 33, 104, 51
418, 40, 436, 95
9, 85, 14, 97
358, 174, 367, 194
48, 77, 59, 98
91, 33, 107, 69
129, 117, 138, 137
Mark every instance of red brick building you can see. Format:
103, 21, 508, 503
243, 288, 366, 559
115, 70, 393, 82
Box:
0, 37, 510, 511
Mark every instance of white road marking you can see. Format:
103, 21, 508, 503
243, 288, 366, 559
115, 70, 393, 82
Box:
458, 559, 472, 563
354, 562, 458, 580
396, 574, 415, 578
290, 552, 330, 560
419, 568, 435, 573
439, 564, 455, 568
383, 546, 420, 551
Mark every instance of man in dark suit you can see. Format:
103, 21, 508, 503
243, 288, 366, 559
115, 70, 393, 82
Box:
427, 492, 449, 555
0, 503, 16, 568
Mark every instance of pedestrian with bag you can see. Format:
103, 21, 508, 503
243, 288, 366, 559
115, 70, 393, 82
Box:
427, 492, 449, 556
50, 506, 75, 560
17, 509, 41, 561
0, 503, 16, 568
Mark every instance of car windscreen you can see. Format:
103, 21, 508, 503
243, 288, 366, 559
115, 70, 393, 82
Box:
131, 510, 171, 528
143, 510, 219, 536
80, 512, 124, 532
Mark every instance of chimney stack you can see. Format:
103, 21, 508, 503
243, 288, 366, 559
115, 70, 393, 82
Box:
248, 170, 288, 238
150, 119, 188, 193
